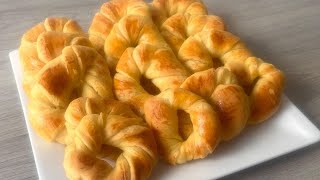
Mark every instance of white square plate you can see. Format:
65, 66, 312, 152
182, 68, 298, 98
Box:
10, 50, 320, 180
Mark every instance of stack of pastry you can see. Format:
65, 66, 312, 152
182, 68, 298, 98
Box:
19, 0, 284, 179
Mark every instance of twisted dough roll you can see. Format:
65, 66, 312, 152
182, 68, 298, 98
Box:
144, 88, 220, 164
64, 97, 157, 180
151, 0, 225, 72
114, 44, 189, 115
179, 29, 284, 123
181, 68, 250, 140
19, 17, 84, 95
28, 43, 113, 143
89, 0, 153, 70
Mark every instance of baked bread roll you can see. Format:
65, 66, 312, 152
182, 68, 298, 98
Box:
179, 29, 284, 123
114, 43, 189, 115
144, 88, 220, 164
151, 0, 225, 71
89, 0, 152, 71
28, 42, 113, 143
64, 97, 157, 180
181, 68, 250, 140
19, 17, 84, 95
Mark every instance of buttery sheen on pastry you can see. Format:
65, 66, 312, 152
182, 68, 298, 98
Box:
151, 0, 225, 70
144, 88, 220, 164
18, 0, 286, 178
20, 25, 114, 143
181, 67, 250, 141
150, 0, 284, 123
29, 44, 113, 143
19, 17, 85, 95
179, 29, 285, 123
64, 97, 157, 180
89, 0, 153, 71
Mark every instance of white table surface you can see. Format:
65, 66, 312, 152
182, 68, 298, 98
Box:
0, 0, 320, 179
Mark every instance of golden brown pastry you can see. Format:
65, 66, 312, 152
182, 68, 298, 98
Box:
151, 0, 225, 70
181, 68, 250, 140
151, 0, 209, 27
28, 43, 113, 143
19, 17, 84, 95
64, 97, 158, 180
89, 0, 153, 71
144, 88, 220, 164
114, 43, 189, 115
179, 29, 285, 123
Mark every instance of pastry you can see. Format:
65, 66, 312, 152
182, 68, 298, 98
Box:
89, 0, 152, 71
114, 43, 189, 115
151, 0, 225, 71
19, 17, 84, 95
27, 34, 113, 143
181, 68, 250, 140
144, 88, 220, 164
64, 97, 157, 180
180, 29, 284, 123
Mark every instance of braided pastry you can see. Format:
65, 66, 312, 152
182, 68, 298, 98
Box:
144, 88, 220, 164
151, 0, 225, 71
64, 97, 157, 180
181, 68, 250, 140
178, 29, 284, 123
28, 40, 113, 143
19, 17, 84, 95
89, 0, 152, 71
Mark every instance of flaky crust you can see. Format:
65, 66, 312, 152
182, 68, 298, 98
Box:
150, 1, 284, 123
64, 97, 157, 180
89, 0, 152, 70
114, 43, 189, 115
19, 17, 84, 95
28, 44, 113, 143
151, 0, 225, 67
144, 88, 220, 164
182, 29, 285, 123
181, 68, 250, 140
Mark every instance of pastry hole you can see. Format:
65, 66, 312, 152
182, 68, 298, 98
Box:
140, 76, 160, 95
212, 57, 223, 69
177, 110, 193, 140
99, 145, 122, 168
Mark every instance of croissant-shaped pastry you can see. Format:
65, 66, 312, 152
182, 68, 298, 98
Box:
28, 43, 113, 143
179, 29, 285, 123
151, 0, 225, 67
114, 44, 189, 115
151, 0, 209, 27
89, 0, 152, 71
19, 17, 84, 95
144, 88, 220, 164
181, 68, 250, 140
64, 97, 158, 180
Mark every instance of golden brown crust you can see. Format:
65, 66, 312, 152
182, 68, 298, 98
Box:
151, 0, 209, 26
114, 44, 189, 115
19, 17, 85, 95
28, 45, 113, 143
89, 0, 151, 69
144, 88, 220, 164
181, 29, 285, 123
151, 0, 225, 71
64, 97, 158, 180
181, 68, 250, 140
95, 1, 191, 115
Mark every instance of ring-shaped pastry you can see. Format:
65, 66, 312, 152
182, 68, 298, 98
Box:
144, 88, 220, 164
64, 97, 157, 180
